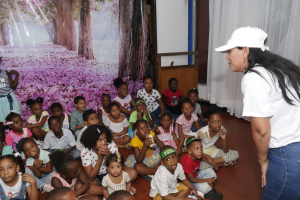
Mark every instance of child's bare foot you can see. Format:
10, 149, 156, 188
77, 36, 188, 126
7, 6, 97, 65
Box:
116, 143, 132, 149
130, 186, 136, 195
223, 161, 237, 167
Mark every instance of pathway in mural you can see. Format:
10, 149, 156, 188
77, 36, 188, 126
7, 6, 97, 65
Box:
1, 43, 142, 120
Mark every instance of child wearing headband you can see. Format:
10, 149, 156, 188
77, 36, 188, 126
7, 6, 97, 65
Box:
102, 153, 136, 200
150, 145, 204, 200
128, 98, 154, 138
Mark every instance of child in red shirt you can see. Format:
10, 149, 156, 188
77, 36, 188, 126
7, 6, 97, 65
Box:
180, 137, 223, 200
162, 78, 184, 120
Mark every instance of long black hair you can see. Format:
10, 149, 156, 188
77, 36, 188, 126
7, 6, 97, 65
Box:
242, 44, 300, 105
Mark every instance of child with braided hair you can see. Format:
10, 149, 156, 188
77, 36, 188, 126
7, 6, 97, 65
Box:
102, 153, 136, 200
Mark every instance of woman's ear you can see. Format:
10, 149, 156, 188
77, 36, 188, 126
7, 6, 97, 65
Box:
243, 47, 250, 57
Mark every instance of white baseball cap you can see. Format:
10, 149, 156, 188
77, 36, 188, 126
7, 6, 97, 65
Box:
215, 26, 269, 52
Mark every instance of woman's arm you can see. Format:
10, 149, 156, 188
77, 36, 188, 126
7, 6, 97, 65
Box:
250, 117, 271, 186
76, 169, 91, 196
98, 109, 103, 125
157, 98, 165, 114
26, 116, 48, 128
6, 70, 19, 90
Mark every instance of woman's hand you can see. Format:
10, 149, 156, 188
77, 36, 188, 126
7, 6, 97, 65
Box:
219, 129, 226, 140
22, 174, 36, 185
261, 159, 269, 187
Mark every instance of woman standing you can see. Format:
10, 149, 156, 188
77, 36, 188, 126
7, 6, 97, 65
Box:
215, 26, 300, 200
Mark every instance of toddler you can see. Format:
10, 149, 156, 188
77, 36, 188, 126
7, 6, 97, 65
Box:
152, 112, 179, 152
44, 116, 80, 159
50, 102, 71, 130
16, 138, 54, 193
70, 96, 88, 137
103, 102, 131, 149
0, 154, 38, 200
125, 119, 164, 182
102, 153, 135, 200
162, 78, 184, 120
137, 74, 164, 125
180, 137, 222, 200
175, 98, 201, 151
113, 78, 135, 118
80, 125, 137, 185
5, 112, 33, 152
49, 151, 103, 199
150, 145, 203, 200
98, 94, 111, 124
26, 97, 49, 144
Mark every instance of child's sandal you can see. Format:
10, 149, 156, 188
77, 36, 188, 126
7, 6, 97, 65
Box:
130, 186, 136, 195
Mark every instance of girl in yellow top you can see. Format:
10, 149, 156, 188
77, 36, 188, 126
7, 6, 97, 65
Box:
125, 119, 164, 181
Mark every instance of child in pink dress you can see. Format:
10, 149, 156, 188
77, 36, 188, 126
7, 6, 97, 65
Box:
5, 112, 32, 152
175, 98, 201, 152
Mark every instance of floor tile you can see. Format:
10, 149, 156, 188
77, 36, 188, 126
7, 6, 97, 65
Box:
213, 184, 240, 200
243, 188, 263, 200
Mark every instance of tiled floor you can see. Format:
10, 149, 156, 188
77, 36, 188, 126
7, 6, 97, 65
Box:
38, 111, 263, 200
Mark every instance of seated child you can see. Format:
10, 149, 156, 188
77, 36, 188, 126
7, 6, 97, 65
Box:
5, 112, 33, 152
76, 109, 100, 151
137, 74, 165, 126
129, 98, 154, 131
45, 187, 77, 200
0, 134, 13, 156
150, 145, 204, 200
102, 153, 135, 200
0, 154, 38, 200
50, 102, 71, 130
162, 78, 184, 120
152, 113, 179, 152
70, 96, 88, 137
125, 119, 164, 182
80, 124, 137, 185
113, 78, 135, 118
107, 190, 135, 200
16, 138, 54, 193
98, 93, 111, 124
198, 106, 239, 170
26, 97, 49, 144
175, 98, 201, 152
49, 151, 103, 199
180, 137, 223, 200
44, 116, 80, 159
188, 88, 207, 131
103, 102, 131, 149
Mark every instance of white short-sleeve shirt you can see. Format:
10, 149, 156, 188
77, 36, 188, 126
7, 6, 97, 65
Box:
137, 89, 161, 112
80, 142, 118, 175
43, 128, 76, 150
149, 163, 186, 197
242, 66, 300, 148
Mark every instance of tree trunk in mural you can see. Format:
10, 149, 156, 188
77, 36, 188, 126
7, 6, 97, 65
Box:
52, 18, 58, 44
0, 23, 8, 46
119, 0, 149, 81
64, 0, 77, 51
78, 0, 94, 60
54, 0, 64, 45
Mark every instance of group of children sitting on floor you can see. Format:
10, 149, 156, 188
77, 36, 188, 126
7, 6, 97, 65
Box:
0, 75, 239, 200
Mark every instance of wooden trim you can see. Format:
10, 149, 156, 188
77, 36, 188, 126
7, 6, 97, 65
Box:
160, 65, 195, 69
158, 51, 198, 56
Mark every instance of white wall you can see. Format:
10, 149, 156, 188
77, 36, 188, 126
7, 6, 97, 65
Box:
156, 0, 189, 67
